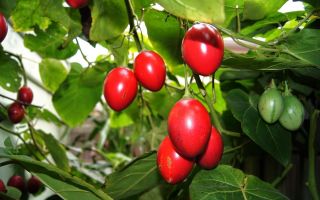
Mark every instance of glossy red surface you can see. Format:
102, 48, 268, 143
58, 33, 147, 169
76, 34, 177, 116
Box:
7, 175, 25, 192
18, 86, 34, 105
8, 102, 25, 124
0, 179, 6, 193
66, 0, 89, 9
103, 67, 138, 111
0, 13, 8, 43
182, 23, 224, 76
168, 98, 211, 158
157, 136, 194, 184
197, 126, 223, 169
134, 50, 166, 91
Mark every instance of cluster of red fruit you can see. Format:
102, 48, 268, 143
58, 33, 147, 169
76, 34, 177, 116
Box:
157, 23, 224, 184
0, 175, 42, 195
7, 86, 33, 124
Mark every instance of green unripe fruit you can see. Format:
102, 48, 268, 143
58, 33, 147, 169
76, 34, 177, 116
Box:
258, 88, 284, 123
279, 95, 304, 131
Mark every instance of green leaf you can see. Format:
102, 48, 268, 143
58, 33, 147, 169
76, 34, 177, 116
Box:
0, 0, 17, 17
90, 0, 128, 41
40, 131, 70, 172
243, 0, 287, 20
11, 0, 51, 31
131, 0, 153, 18
155, 0, 225, 24
53, 63, 106, 127
39, 58, 68, 93
104, 152, 162, 199
226, 89, 291, 166
285, 29, 320, 67
223, 51, 318, 70
27, 107, 63, 126
190, 165, 289, 200
0, 187, 21, 200
0, 151, 112, 200
24, 23, 78, 59
144, 9, 184, 72
110, 111, 134, 128
224, 0, 244, 26
0, 51, 23, 92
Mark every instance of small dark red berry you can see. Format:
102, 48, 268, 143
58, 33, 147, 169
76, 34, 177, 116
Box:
8, 102, 25, 124
18, 86, 33, 105
7, 175, 25, 192
27, 176, 42, 194
0, 179, 6, 193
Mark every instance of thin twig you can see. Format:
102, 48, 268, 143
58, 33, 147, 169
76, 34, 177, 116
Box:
75, 38, 92, 65
0, 94, 42, 108
272, 163, 293, 187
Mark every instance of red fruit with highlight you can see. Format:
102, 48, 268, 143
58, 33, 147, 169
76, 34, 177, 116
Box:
7, 175, 25, 192
157, 136, 194, 184
66, 0, 89, 9
168, 98, 211, 158
18, 86, 33, 105
134, 50, 166, 91
182, 23, 224, 76
8, 102, 25, 124
197, 126, 224, 169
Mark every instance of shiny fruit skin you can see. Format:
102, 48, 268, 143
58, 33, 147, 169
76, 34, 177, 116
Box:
157, 136, 194, 184
66, 0, 89, 9
279, 95, 304, 131
0, 13, 7, 43
134, 50, 166, 91
8, 102, 25, 124
7, 175, 25, 192
103, 67, 138, 111
197, 126, 223, 169
168, 98, 211, 158
258, 88, 284, 123
18, 86, 33, 105
0, 179, 6, 193
27, 176, 42, 194
182, 23, 224, 76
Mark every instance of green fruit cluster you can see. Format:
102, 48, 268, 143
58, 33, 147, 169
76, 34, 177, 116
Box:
258, 81, 305, 131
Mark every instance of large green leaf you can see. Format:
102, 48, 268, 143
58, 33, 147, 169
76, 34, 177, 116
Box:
24, 23, 78, 59
53, 63, 106, 127
285, 29, 320, 67
0, 51, 22, 92
90, 0, 128, 41
39, 58, 68, 93
0, 151, 112, 200
144, 9, 184, 72
104, 152, 162, 199
226, 89, 291, 166
190, 165, 289, 199
40, 131, 70, 172
243, 0, 287, 20
155, 0, 225, 24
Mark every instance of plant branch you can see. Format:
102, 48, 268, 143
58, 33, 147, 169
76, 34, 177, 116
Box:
223, 140, 250, 154
75, 38, 92, 65
307, 109, 320, 200
0, 94, 42, 108
272, 163, 293, 187
193, 74, 240, 137
0, 160, 15, 168
124, 0, 143, 52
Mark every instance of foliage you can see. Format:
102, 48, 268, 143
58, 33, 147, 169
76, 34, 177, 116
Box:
0, 0, 319, 199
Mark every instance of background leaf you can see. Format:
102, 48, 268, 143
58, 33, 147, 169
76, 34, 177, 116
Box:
155, 0, 225, 24
190, 165, 289, 199
39, 58, 68, 93
243, 0, 287, 20
0, 51, 22, 92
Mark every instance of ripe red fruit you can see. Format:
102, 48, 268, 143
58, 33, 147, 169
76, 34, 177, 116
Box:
27, 176, 42, 194
197, 126, 223, 169
0, 13, 8, 43
157, 136, 194, 184
66, 0, 89, 9
0, 179, 6, 193
8, 102, 25, 124
18, 86, 33, 105
103, 67, 138, 111
168, 98, 211, 158
134, 50, 166, 91
7, 175, 25, 192
182, 23, 224, 76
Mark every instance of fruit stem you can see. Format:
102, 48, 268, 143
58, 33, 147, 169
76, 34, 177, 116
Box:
211, 74, 216, 103
269, 79, 276, 89
124, 0, 143, 52
183, 64, 191, 98
283, 81, 291, 96
307, 109, 320, 200
0, 94, 42, 108
193, 74, 240, 137
75, 38, 92, 66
